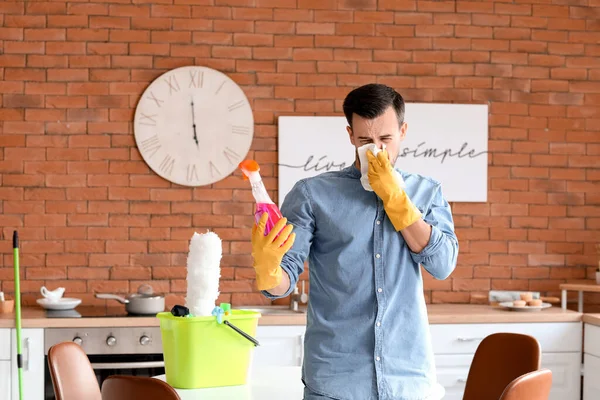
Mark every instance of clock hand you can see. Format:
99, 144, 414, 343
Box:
191, 98, 199, 149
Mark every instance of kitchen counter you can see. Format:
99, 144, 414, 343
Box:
0, 307, 306, 328
583, 314, 600, 327
0, 304, 582, 328
0, 308, 160, 328
427, 304, 581, 324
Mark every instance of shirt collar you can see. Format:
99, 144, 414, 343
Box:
343, 163, 361, 178
342, 162, 406, 179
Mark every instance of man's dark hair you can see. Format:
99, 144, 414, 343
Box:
342, 83, 405, 129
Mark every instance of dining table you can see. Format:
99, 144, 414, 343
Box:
153, 366, 304, 399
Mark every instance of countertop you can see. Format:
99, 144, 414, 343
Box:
0, 306, 305, 328
583, 314, 600, 327
0, 304, 582, 328
427, 304, 581, 324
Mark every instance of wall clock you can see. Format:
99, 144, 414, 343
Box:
133, 66, 254, 187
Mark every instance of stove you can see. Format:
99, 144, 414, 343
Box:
43, 307, 164, 399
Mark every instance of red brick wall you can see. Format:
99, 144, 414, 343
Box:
0, 0, 598, 310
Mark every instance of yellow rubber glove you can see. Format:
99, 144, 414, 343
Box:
367, 148, 422, 231
251, 212, 296, 291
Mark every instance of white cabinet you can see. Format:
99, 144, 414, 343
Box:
434, 354, 472, 400
253, 326, 305, 367
584, 324, 600, 356
0, 329, 11, 398
430, 322, 582, 400
584, 324, 600, 400
541, 352, 582, 400
11, 328, 44, 400
430, 322, 582, 354
584, 354, 600, 400
0, 360, 11, 400
0, 329, 11, 360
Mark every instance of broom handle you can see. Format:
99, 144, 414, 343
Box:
13, 231, 23, 400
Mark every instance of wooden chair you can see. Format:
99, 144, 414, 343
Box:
47, 342, 102, 400
500, 369, 553, 400
101, 375, 181, 400
462, 332, 541, 400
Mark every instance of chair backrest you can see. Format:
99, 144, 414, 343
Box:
462, 332, 541, 400
500, 369, 553, 400
47, 342, 102, 400
101, 375, 181, 400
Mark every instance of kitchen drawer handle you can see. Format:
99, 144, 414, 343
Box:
23, 337, 30, 371
456, 337, 484, 342
90, 361, 165, 370
298, 334, 305, 366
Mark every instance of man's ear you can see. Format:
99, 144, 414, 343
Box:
347, 125, 355, 146
399, 122, 408, 141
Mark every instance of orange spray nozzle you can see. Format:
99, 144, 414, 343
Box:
238, 160, 260, 180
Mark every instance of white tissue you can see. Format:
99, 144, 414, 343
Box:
357, 143, 406, 192
185, 231, 222, 316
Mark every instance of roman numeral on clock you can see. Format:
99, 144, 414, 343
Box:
186, 164, 199, 182
189, 70, 203, 89
223, 147, 240, 165
159, 154, 175, 176
215, 81, 226, 95
139, 112, 157, 126
139, 135, 161, 158
209, 161, 221, 178
231, 125, 250, 135
228, 100, 245, 112
147, 92, 163, 108
165, 75, 180, 95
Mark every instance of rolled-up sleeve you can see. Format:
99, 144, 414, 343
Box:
262, 179, 315, 299
410, 184, 459, 280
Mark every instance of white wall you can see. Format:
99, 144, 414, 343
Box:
278, 103, 489, 205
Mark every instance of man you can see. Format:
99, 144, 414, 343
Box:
251, 83, 459, 400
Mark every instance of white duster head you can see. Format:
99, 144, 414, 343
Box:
186, 231, 222, 316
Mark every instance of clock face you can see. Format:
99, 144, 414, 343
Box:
133, 66, 254, 187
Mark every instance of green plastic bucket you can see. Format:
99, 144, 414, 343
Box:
157, 310, 261, 389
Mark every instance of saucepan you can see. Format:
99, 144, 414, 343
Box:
95, 284, 165, 315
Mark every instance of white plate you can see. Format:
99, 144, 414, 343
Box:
37, 298, 81, 311
498, 301, 552, 312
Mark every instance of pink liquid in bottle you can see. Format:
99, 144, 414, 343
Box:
255, 203, 283, 235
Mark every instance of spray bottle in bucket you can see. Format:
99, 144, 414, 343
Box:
238, 159, 282, 235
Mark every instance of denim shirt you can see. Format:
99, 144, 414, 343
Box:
263, 164, 459, 400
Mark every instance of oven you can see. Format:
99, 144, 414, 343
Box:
43, 326, 164, 399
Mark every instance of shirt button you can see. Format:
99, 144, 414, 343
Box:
375, 254, 381, 258
376, 322, 381, 327
376, 220, 381, 225
377, 288, 382, 293
376, 356, 381, 361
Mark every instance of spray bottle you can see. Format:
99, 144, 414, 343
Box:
239, 159, 283, 235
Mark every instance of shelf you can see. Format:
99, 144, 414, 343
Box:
559, 283, 600, 312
